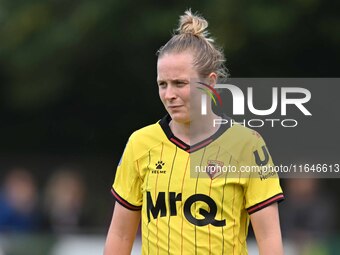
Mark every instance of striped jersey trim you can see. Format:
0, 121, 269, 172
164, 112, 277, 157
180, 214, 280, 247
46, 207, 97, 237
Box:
158, 114, 231, 153
247, 193, 284, 214
111, 188, 142, 211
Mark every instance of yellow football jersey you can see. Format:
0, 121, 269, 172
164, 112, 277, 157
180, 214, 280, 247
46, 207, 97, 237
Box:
112, 114, 284, 255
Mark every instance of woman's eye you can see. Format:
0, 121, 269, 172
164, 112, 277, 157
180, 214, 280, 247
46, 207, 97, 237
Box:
176, 81, 186, 87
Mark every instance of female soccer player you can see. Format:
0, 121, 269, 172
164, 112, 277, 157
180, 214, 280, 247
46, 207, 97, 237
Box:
104, 10, 284, 255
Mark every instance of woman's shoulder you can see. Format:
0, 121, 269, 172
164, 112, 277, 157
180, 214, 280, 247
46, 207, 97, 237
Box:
125, 119, 166, 158
228, 123, 263, 143
130, 119, 163, 140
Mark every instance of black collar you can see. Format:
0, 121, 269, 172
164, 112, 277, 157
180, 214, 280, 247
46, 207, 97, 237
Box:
158, 114, 231, 153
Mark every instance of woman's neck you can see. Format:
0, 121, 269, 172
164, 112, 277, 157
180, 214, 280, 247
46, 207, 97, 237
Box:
170, 113, 222, 146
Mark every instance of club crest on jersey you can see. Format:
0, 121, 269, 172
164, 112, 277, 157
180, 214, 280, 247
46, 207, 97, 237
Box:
206, 160, 224, 179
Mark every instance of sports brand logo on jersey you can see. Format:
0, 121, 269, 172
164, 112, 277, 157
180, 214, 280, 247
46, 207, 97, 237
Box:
152, 161, 166, 174
206, 160, 224, 179
156, 161, 165, 169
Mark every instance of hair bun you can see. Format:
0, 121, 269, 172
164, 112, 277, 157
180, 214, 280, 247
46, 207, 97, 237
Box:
157, 9, 227, 79
177, 9, 209, 38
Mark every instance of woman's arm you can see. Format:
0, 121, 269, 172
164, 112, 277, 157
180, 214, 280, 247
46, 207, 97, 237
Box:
104, 202, 141, 255
250, 202, 283, 255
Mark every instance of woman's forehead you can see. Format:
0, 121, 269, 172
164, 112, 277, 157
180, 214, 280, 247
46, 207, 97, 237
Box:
157, 52, 197, 79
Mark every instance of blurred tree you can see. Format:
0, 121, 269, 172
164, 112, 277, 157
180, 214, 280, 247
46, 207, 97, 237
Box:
0, 0, 339, 153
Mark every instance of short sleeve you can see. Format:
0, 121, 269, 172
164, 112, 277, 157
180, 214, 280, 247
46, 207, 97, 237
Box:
244, 134, 284, 214
111, 137, 143, 211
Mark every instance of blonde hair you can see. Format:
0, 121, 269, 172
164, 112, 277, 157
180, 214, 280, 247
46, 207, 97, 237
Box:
157, 9, 228, 79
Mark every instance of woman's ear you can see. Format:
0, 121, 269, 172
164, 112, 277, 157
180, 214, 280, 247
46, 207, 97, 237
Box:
208, 72, 217, 87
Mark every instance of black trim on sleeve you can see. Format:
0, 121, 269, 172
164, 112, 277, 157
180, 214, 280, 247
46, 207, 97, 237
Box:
111, 188, 142, 211
247, 193, 284, 215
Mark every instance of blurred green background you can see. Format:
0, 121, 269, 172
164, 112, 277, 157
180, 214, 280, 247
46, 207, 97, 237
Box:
0, 0, 339, 254
1, 0, 339, 154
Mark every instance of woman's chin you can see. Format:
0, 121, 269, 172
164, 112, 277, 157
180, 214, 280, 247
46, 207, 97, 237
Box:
169, 113, 190, 124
